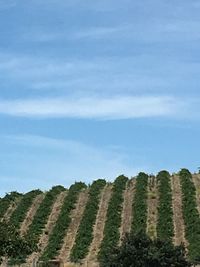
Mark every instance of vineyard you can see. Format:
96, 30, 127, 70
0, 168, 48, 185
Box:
0, 169, 200, 267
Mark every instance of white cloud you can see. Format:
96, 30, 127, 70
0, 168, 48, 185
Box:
0, 95, 185, 120
0, 53, 109, 79
0, 52, 198, 97
0, 134, 144, 195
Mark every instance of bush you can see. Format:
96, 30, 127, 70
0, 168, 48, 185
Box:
0, 221, 35, 264
25, 186, 65, 246
9, 190, 42, 229
100, 232, 191, 267
70, 179, 106, 262
131, 172, 148, 234
98, 175, 128, 262
179, 169, 200, 263
156, 170, 174, 242
0, 191, 22, 219
40, 182, 86, 261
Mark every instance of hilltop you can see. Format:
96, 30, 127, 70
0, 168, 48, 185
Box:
0, 169, 200, 266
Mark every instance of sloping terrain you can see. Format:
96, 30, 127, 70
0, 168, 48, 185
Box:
119, 179, 136, 242
85, 185, 112, 263
27, 191, 67, 264
1, 170, 200, 266
20, 193, 45, 236
193, 174, 200, 214
59, 190, 89, 263
171, 175, 187, 246
146, 176, 158, 239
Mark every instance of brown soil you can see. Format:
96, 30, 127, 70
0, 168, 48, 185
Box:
20, 193, 45, 236
192, 174, 200, 214
27, 191, 67, 263
64, 263, 99, 267
0, 258, 8, 267
59, 189, 89, 262
85, 185, 113, 263
146, 176, 158, 239
171, 175, 187, 247
1, 197, 21, 222
119, 179, 136, 244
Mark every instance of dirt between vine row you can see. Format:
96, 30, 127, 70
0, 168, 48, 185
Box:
146, 176, 158, 239
192, 174, 200, 215
84, 184, 113, 263
171, 175, 188, 247
27, 191, 68, 264
64, 263, 99, 267
119, 179, 136, 244
20, 193, 45, 236
59, 189, 89, 262
1, 197, 21, 222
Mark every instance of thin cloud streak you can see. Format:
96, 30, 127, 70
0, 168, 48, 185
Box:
23, 26, 127, 42
0, 52, 199, 97
0, 0, 16, 10
0, 95, 185, 120
70, 26, 127, 40
0, 134, 144, 195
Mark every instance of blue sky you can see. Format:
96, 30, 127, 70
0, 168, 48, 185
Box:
0, 0, 200, 196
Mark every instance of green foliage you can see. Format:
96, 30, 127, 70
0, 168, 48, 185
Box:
0, 191, 22, 219
25, 186, 65, 246
179, 169, 200, 263
131, 172, 148, 234
70, 179, 106, 262
98, 175, 128, 262
9, 190, 42, 230
100, 232, 191, 267
157, 170, 174, 242
0, 221, 35, 264
40, 182, 86, 261
1, 170, 200, 265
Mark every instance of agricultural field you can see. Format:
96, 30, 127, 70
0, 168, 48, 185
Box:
0, 169, 200, 266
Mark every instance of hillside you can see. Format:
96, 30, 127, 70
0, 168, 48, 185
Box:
0, 169, 200, 267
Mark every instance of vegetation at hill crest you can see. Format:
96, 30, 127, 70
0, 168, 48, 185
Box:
0, 169, 200, 266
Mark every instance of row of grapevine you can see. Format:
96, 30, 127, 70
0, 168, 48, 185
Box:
156, 171, 174, 242
70, 179, 106, 262
131, 172, 148, 233
179, 169, 200, 263
0, 191, 22, 219
9, 190, 42, 230
25, 186, 65, 246
98, 175, 128, 262
40, 182, 86, 261
6, 187, 66, 265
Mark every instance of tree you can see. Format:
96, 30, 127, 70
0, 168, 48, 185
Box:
0, 221, 36, 264
100, 232, 191, 267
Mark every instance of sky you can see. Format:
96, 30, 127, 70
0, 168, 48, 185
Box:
0, 0, 200, 196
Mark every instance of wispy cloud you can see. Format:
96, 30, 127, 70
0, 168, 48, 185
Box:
0, 134, 143, 195
21, 17, 200, 44
23, 26, 127, 43
70, 26, 127, 40
0, 52, 193, 96
0, 95, 186, 120
0, 0, 16, 10
29, 0, 132, 12
0, 53, 108, 78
